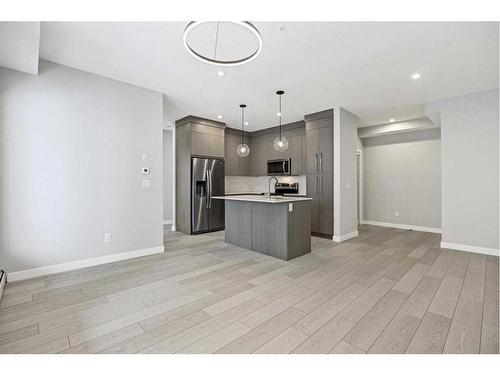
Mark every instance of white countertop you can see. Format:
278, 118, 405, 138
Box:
212, 195, 312, 204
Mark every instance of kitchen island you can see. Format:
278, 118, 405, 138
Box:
212, 195, 312, 261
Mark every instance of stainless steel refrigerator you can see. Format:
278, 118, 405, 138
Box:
191, 157, 225, 234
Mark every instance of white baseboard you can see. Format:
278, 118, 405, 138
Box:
7, 246, 165, 282
360, 220, 442, 234
163, 220, 173, 225
333, 231, 359, 243
440, 242, 499, 257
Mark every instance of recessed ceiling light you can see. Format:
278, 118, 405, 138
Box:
217, 115, 223, 119
411, 73, 421, 80
217, 71, 225, 77
389, 118, 395, 122
244, 121, 249, 125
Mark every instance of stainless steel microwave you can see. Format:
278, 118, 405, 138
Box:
267, 158, 291, 175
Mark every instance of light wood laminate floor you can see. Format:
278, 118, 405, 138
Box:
0, 225, 498, 354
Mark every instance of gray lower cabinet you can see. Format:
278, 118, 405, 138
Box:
319, 173, 333, 235
307, 173, 333, 236
224, 199, 311, 260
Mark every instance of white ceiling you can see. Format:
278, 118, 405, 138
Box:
39, 22, 499, 131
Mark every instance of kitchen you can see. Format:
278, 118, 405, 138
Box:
174, 100, 335, 261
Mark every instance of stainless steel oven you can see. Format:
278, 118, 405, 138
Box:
267, 158, 291, 175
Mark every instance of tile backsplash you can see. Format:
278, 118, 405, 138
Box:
225, 175, 307, 195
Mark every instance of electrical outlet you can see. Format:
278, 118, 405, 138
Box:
395, 210, 400, 217
288, 203, 293, 212
104, 233, 112, 242
142, 153, 149, 162
142, 179, 152, 188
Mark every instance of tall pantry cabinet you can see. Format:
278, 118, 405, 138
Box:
305, 109, 334, 237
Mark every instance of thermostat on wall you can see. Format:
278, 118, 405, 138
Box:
142, 167, 150, 175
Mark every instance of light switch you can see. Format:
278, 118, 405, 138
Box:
345, 182, 351, 189
395, 210, 400, 217
142, 179, 152, 188
288, 203, 293, 212
142, 153, 149, 162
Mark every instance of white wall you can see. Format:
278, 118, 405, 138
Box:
0, 60, 164, 273
163, 130, 173, 222
362, 128, 441, 230
334, 107, 359, 240
425, 89, 499, 252
0, 22, 40, 75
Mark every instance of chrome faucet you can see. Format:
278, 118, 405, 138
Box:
267, 176, 279, 198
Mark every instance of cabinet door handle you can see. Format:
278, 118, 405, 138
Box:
314, 153, 318, 172
315, 175, 319, 195
320, 152, 323, 172
320, 175, 323, 195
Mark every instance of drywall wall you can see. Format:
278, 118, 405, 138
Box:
425, 88, 499, 252
0, 22, 41, 75
334, 107, 359, 240
362, 128, 441, 230
163, 129, 173, 222
0, 60, 164, 273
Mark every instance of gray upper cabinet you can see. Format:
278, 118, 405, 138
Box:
306, 127, 320, 174
191, 131, 209, 156
247, 121, 306, 177
319, 125, 333, 173
250, 140, 269, 177
209, 134, 224, 158
225, 130, 251, 176
306, 114, 333, 174
188, 121, 225, 158
289, 134, 304, 175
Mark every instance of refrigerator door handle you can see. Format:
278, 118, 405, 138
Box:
206, 170, 210, 208
208, 170, 212, 208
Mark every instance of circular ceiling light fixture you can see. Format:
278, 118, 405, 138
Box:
183, 21, 263, 66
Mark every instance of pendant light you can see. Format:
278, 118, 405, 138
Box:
236, 104, 250, 157
273, 90, 288, 152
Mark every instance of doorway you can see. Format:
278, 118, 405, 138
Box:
357, 149, 362, 224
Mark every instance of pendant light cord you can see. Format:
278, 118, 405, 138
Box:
279, 93, 282, 139
241, 106, 244, 144
213, 22, 220, 60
